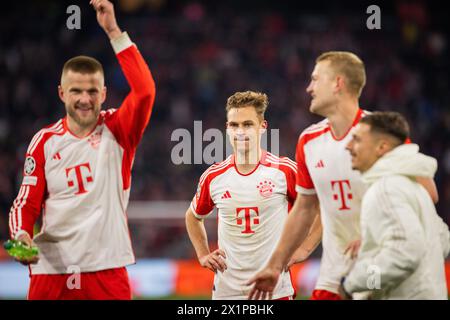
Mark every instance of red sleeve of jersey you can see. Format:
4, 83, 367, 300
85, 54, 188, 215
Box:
9, 136, 47, 239
286, 166, 298, 210
105, 45, 156, 151
190, 175, 215, 217
104, 44, 156, 190
278, 157, 298, 210
295, 135, 315, 192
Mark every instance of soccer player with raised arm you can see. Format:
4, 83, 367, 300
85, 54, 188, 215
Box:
7, 0, 155, 299
247, 52, 439, 300
185, 91, 322, 300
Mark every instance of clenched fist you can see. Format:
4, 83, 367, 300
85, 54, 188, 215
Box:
90, 0, 122, 40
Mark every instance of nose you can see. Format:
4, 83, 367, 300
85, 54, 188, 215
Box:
346, 140, 353, 151
306, 82, 313, 94
235, 127, 245, 135
78, 91, 91, 104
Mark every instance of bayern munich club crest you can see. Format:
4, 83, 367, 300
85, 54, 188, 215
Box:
88, 129, 102, 149
257, 179, 275, 198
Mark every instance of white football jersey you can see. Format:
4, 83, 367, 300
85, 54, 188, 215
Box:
191, 151, 297, 300
295, 109, 369, 294
8, 33, 156, 275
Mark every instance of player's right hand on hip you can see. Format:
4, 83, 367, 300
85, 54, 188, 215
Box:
15, 232, 39, 266
199, 249, 227, 273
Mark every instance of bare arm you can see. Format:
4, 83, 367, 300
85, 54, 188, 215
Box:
247, 193, 320, 299
90, 0, 122, 40
416, 177, 439, 204
185, 207, 226, 272
268, 193, 320, 272
287, 211, 322, 269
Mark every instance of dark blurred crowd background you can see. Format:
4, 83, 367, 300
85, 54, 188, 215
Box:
0, 0, 449, 258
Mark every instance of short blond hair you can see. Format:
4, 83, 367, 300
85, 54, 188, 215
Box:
317, 51, 366, 98
226, 91, 268, 121
61, 55, 104, 85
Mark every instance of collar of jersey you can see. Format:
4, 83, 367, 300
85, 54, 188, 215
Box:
63, 116, 102, 139
230, 149, 269, 176
329, 108, 364, 141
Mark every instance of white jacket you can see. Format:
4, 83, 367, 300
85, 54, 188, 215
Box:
344, 144, 450, 299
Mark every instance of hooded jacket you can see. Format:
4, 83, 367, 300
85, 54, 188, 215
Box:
344, 144, 450, 299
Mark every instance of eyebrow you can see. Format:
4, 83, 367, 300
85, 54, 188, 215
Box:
229, 120, 255, 125
69, 87, 99, 92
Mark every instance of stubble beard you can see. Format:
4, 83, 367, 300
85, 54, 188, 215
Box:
66, 104, 100, 129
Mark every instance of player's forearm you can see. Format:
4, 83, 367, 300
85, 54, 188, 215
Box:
9, 184, 44, 239
93, 0, 124, 45
9, 207, 39, 240
268, 204, 317, 272
112, 33, 156, 98
106, 27, 122, 41
110, 33, 156, 145
185, 210, 211, 259
293, 213, 322, 259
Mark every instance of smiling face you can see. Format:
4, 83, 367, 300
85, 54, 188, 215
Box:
226, 106, 267, 158
58, 70, 106, 130
346, 123, 381, 173
306, 60, 338, 116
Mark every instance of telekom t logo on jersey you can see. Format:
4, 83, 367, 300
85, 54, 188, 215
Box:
236, 207, 259, 234
65, 163, 93, 195
331, 180, 352, 210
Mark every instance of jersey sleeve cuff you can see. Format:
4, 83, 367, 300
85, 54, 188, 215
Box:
111, 32, 133, 54
190, 203, 213, 219
295, 184, 316, 195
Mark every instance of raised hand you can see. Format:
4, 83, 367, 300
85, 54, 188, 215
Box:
90, 0, 122, 39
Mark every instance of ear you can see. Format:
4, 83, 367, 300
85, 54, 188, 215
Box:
335, 75, 345, 94
376, 140, 392, 157
260, 120, 268, 134
101, 86, 107, 104
58, 85, 65, 104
